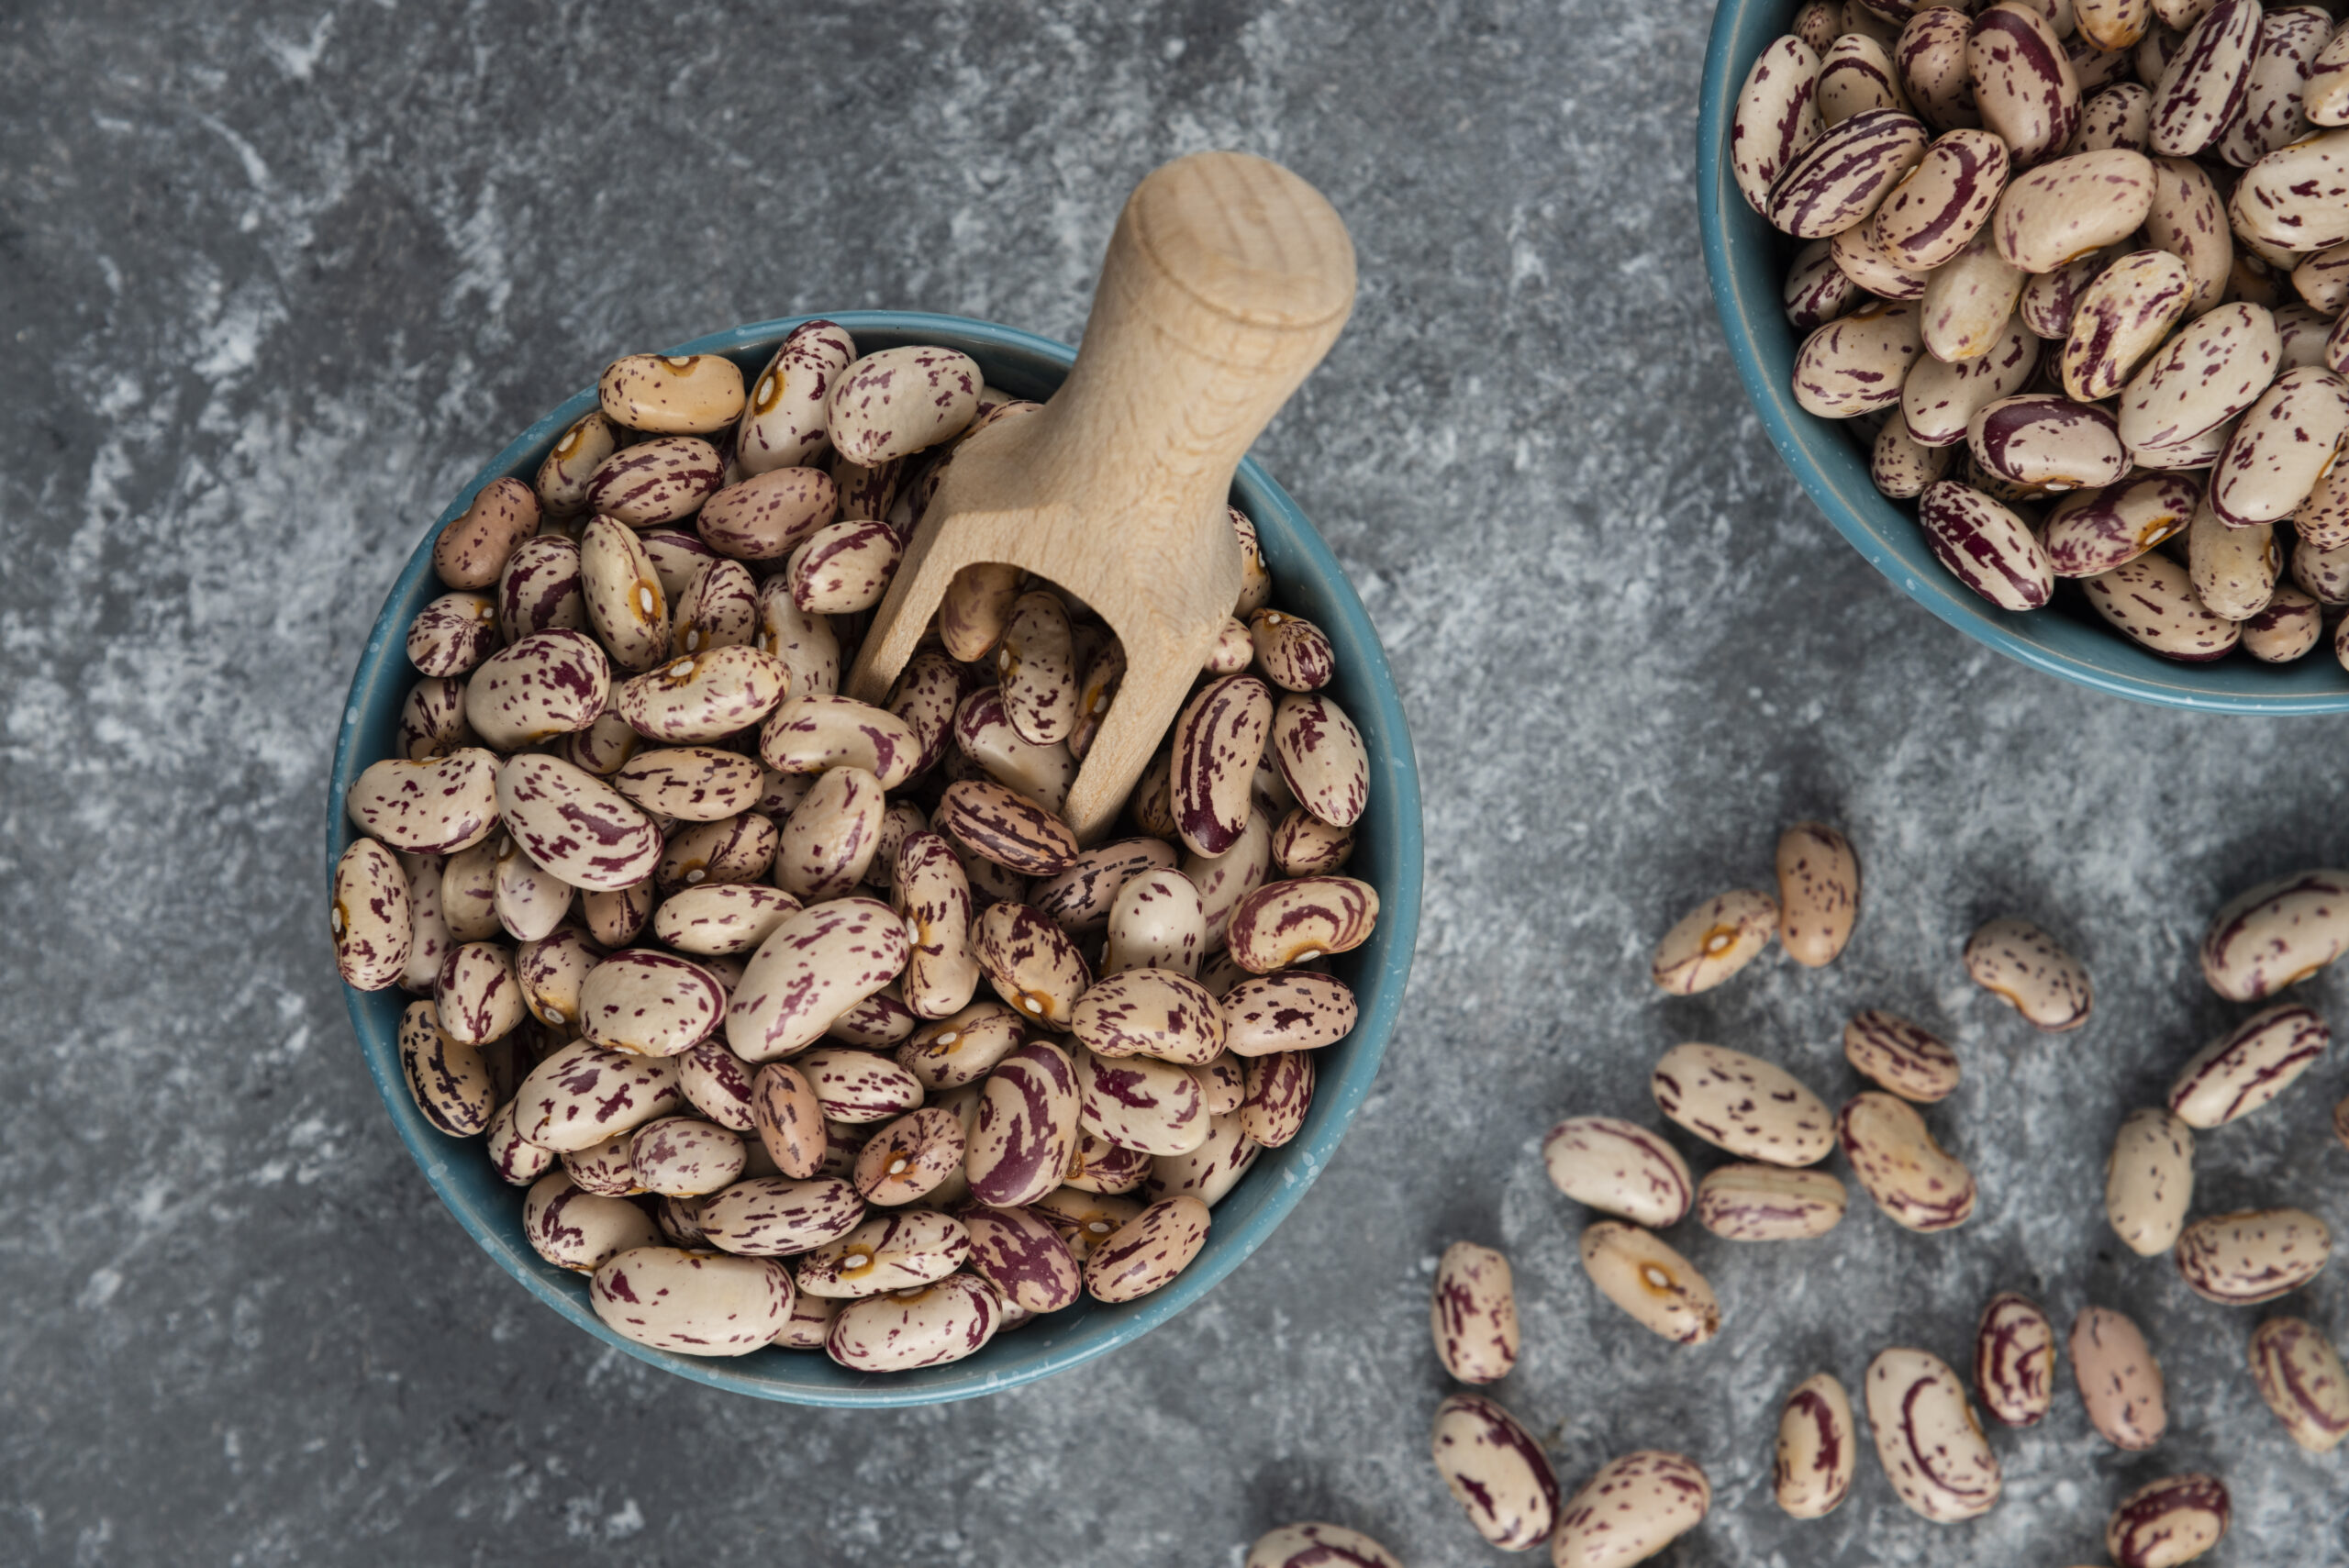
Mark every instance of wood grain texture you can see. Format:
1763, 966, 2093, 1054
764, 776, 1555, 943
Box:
845, 150, 1356, 842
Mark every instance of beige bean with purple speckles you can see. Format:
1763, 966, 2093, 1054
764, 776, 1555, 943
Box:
398, 851, 451, 994
1865, 1347, 2002, 1521
995, 590, 1077, 746
1774, 1373, 1856, 1519
1775, 821, 1858, 966
1900, 6, 1983, 132
1579, 1221, 1720, 1344
2072, 1304, 2166, 1447
671, 559, 759, 655
1765, 106, 1929, 237
1974, 1292, 2057, 1427
1831, 220, 1934, 300
1695, 1163, 1847, 1240
894, 831, 979, 1020
1551, 1450, 1710, 1568
1837, 1091, 1978, 1229
1843, 1008, 1961, 1100
1904, 316, 2040, 444
1246, 1524, 1401, 1568
1874, 128, 2010, 270
612, 747, 763, 823
1071, 967, 1226, 1064
585, 435, 724, 528
406, 592, 500, 679
725, 895, 910, 1062
1225, 875, 1378, 973
2148, 0, 2261, 156
1969, 393, 2129, 490
796, 1209, 970, 1297
1239, 1050, 1315, 1147
769, 765, 884, 904
1250, 608, 1334, 692
1926, 231, 2031, 361
629, 1116, 745, 1197
1221, 971, 1357, 1056
397, 997, 495, 1135
824, 1273, 1002, 1372
578, 517, 671, 673
2176, 1207, 2332, 1303
1084, 1195, 1211, 1303
578, 950, 727, 1058
514, 1039, 683, 1152
1874, 408, 1955, 496
1146, 1108, 1258, 1206
1429, 1394, 1560, 1551
1270, 690, 1368, 829
1820, 31, 1911, 126
2064, 249, 2194, 401
2084, 550, 2244, 657
514, 925, 601, 1028
524, 1170, 658, 1272
1965, 916, 2092, 1029
2168, 1002, 2329, 1129
973, 901, 1091, 1029
1076, 1049, 1209, 1155
737, 320, 853, 475
1794, 300, 1924, 416
826, 345, 980, 466
333, 838, 413, 992
2210, 364, 2349, 525
591, 1247, 794, 1356
1653, 1042, 1835, 1165
1651, 889, 1778, 994
2249, 1317, 2349, 1451
1100, 867, 1207, 979
1732, 35, 1826, 213
787, 520, 903, 617
1541, 1116, 1694, 1227
435, 940, 524, 1046
763, 693, 923, 791
1971, 1, 2082, 167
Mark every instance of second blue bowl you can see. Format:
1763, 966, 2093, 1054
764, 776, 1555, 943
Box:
1697, 1, 2349, 714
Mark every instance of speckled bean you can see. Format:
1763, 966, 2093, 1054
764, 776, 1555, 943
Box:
734, 320, 852, 474
2105, 1474, 2231, 1568
1838, 1090, 1978, 1230
435, 940, 524, 1045
395, 997, 494, 1135
825, 345, 980, 466
1169, 674, 1275, 858
1650, 888, 1779, 993
333, 838, 413, 992
1773, 821, 1859, 967
2248, 1316, 2349, 1451
1842, 1008, 1961, 1100
1542, 1117, 1696, 1227
824, 1273, 1002, 1371
1774, 1373, 1856, 1519
1965, 916, 2092, 1028
514, 1039, 683, 1153
1579, 1220, 1720, 1345
973, 901, 1091, 1028
2176, 1207, 2332, 1302
2233, 128, 2349, 252
1084, 1195, 1210, 1303
2071, 1304, 2167, 1447
1226, 875, 1378, 974
1695, 1163, 1847, 1240
1973, 1292, 2057, 1427
1549, 1451, 1709, 1568
1903, 317, 2041, 444
1865, 1347, 2001, 1521
584, 435, 723, 528
1734, 36, 1829, 213
1245, 1524, 1402, 1568
761, 693, 923, 790
2167, 1002, 2328, 1127
2148, 0, 2260, 154
724, 895, 910, 1062
405, 592, 499, 679
1237, 1049, 1313, 1147
1794, 300, 1925, 415
524, 1170, 658, 1273
577, 950, 726, 1058
2199, 867, 2349, 999
795, 1208, 970, 1298
1429, 1241, 1520, 1385
1219, 971, 1358, 1058
698, 1174, 866, 1257
1653, 1043, 1834, 1165
1968, 394, 2129, 490
2043, 472, 2199, 574
1430, 1393, 1560, 1551
1766, 106, 1929, 237
1972, 2, 2083, 165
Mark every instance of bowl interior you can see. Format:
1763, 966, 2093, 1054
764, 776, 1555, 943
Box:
328, 311, 1424, 1406
1696, 2, 2349, 715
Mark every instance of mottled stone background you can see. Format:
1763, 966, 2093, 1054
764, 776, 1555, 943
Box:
4, 0, 2345, 1562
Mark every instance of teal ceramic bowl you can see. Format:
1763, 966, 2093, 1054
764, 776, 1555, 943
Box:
328, 311, 1424, 1406
1697, 3, 2349, 714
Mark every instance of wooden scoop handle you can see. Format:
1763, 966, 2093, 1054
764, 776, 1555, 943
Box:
1023, 150, 1358, 550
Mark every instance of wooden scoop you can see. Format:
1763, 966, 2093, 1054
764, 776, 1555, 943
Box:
843, 150, 1356, 843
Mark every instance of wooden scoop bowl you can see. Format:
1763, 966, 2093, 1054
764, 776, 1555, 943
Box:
843, 150, 1356, 842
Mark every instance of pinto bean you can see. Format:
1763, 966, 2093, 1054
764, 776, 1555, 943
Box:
1542, 1116, 1696, 1228
1550, 1451, 1709, 1568
1579, 1221, 1721, 1345
1774, 1373, 1857, 1519
1429, 1394, 1560, 1551
1865, 1347, 2002, 1521
2175, 1207, 2333, 1303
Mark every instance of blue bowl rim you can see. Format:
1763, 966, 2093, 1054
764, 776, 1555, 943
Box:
327, 310, 1424, 1406
1694, 7, 2349, 717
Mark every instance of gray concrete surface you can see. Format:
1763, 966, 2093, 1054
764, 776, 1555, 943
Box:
5, 0, 2347, 1562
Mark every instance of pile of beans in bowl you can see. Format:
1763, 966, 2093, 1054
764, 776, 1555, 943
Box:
1739, 0, 2349, 667
330, 324, 1380, 1369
